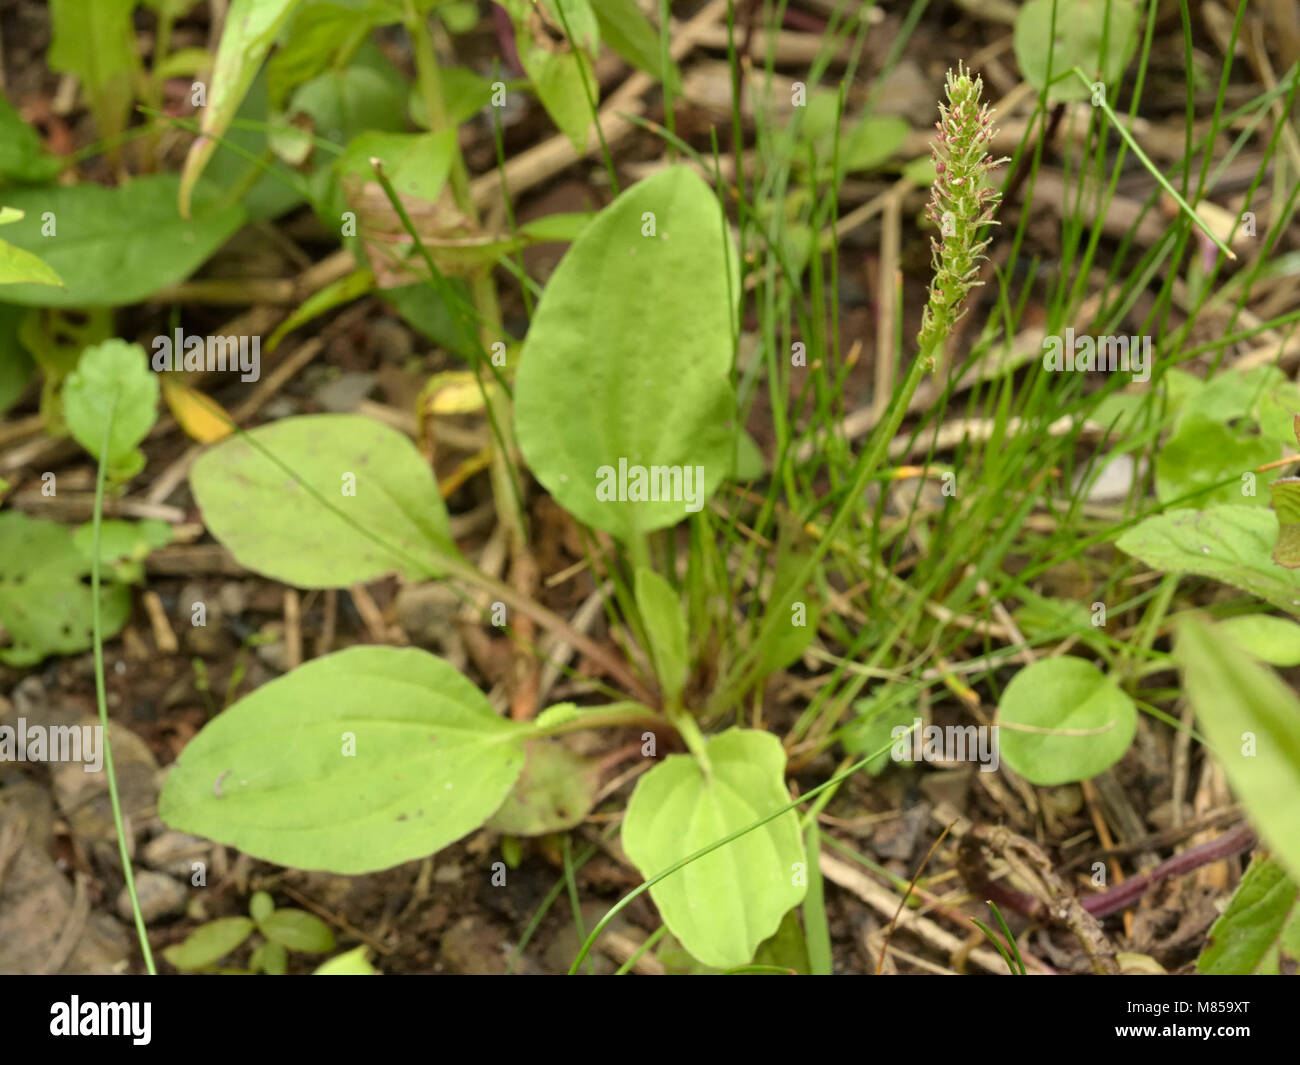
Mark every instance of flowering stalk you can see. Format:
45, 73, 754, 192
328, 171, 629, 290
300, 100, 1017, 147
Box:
748, 64, 1008, 658
917, 62, 1007, 363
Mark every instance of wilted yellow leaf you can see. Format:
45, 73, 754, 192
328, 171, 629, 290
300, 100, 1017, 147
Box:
162, 377, 234, 443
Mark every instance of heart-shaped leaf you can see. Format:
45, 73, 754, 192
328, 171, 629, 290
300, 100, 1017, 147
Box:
190, 414, 459, 588
621, 728, 804, 969
159, 646, 531, 874
997, 656, 1137, 785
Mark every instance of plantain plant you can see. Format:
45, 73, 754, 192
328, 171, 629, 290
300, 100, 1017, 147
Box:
153, 65, 1007, 970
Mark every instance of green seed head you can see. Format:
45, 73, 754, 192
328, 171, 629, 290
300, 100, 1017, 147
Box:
917, 62, 1007, 356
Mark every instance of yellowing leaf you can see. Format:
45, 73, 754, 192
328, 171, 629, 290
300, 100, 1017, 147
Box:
162, 377, 234, 443
422, 371, 491, 415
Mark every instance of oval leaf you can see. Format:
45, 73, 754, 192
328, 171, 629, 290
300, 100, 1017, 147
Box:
158, 646, 530, 874
486, 739, 600, 836
997, 657, 1137, 785
1177, 616, 1300, 882
259, 909, 336, 953
162, 917, 255, 971
621, 728, 805, 969
515, 165, 739, 540
190, 414, 459, 588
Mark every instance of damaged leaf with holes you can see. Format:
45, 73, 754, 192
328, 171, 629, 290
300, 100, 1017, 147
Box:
0, 511, 131, 666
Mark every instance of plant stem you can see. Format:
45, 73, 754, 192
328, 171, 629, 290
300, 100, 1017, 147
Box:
534, 702, 666, 736
443, 557, 657, 706
92, 407, 156, 974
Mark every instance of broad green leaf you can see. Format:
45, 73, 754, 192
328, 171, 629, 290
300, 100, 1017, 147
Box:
1178, 364, 1285, 431
189, 413, 459, 588
178, 0, 304, 215
1216, 614, 1300, 667
519, 46, 595, 153
158, 646, 530, 873
48, 0, 137, 145
997, 657, 1137, 785
314, 945, 378, 974
0, 512, 130, 666
1117, 505, 1300, 614
621, 728, 805, 970
0, 94, 62, 183
287, 41, 408, 146
0, 177, 244, 306
1177, 616, 1300, 882
62, 340, 160, 471
162, 917, 255, 970
593, 0, 681, 89
485, 739, 600, 835
1014, 0, 1139, 102
635, 567, 688, 700
1197, 857, 1300, 975
335, 130, 456, 203
515, 166, 739, 540
258, 909, 336, 952
1155, 416, 1278, 508
1271, 477, 1300, 568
